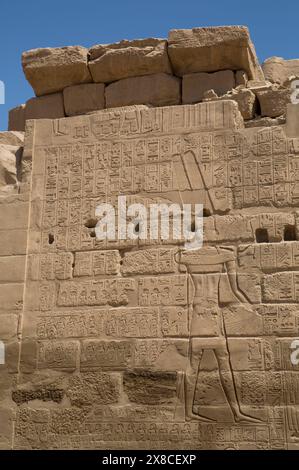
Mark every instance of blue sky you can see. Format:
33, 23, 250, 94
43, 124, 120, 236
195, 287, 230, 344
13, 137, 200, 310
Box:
0, 0, 298, 130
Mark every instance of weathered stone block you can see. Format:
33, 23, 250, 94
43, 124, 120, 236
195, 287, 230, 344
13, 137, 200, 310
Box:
37, 340, 80, 371
12, 383, 64, 404
89, 38, 171, 83
168, 26, 264, 80
263, 56, 299, 85
231, 88, 256, 120
123, 370, 177, 404
256, 87, 291, 117
63, 83, 105, 116
22, 46, 92, 96
0, 256, 26, 282
204, 88, 256, 120
105, 73, 181, 108
4, 341, 19, 373
286, 103, 299, 137
235, 70, 248, 86
0, 284, 24, 313
0, 230, 27, 256
0, 144, 19, 188
80, 340, 134, 370
0, 132, 24, 146
0, 408, 14, 449
8, 105, 26, 131
67, 372, 121, 406
19, 340, 37, 374
121, 248, 176, 275
182, 70, 235, 104
0, 314, 18, 340
25, 93, 65, 120
0, 198, 29, 230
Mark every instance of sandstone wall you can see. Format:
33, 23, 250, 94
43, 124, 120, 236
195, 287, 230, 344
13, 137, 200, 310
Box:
10, 25, 296, 131
9, 26, 299, 133
0, 130, 29, 448
0, 100, 298, 449
1, 25, 299, 450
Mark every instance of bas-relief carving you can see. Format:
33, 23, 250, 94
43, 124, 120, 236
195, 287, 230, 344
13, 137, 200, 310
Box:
176, 247, 262, 424
12, 102, 299, 449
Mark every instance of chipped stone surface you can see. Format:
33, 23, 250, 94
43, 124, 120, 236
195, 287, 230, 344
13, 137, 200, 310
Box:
263, 56, 299, 85
0, 131, 24, 146
123, 370, 177, 405
89, 38, 171, 83
182, 70, 235, 104
63, 83, 105, 116
105, 73, 181, 108
8, 105, 25, 132
235, 70, 248, 86
204, 87, 257, 120
231, 88, 256, 120
168, 26, 264, 80
245, 115, 286, 128
25, 93, 65, 120
256, 86, 291, 118
22, 46, 92, 96
0, 144, 22, 191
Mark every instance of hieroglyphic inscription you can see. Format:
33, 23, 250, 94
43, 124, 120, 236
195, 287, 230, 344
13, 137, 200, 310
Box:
14, 103, 299, 449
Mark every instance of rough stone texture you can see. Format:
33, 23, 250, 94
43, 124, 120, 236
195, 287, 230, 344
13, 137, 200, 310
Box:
0, 131, 24, 146
89, 38, 172, 83
0, 195, 29, 451
123, 370, 177, 404
168, 26, 264, 80
8, 105, 25, 132
245, 115, 286, 128
227, 88, 256, 120
0, 145, 18, 188
22, 46, 92, 96
0, 99, 296, 450
2, 27, 299, 451
247, 79, 272, 92
105, 73, 181, 108
204, 87, 256, 120
25, 93, 65, 120
63, 83, 105, 116
235, 70, 248, 86
66, 373, 121, 406
256, 86, 291, 118
286, 103, 299, 137
12, 386, 64, 405
263, 56, 299, 85
182, 70, 235, 104
0, 142, 24, 194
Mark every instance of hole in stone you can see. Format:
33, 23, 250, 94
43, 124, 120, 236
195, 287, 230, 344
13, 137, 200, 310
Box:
89, 229, 96, 238
284, 225, 297, 241
134, 222, 140, 235
256, 228, 269, 243
188, 212, 197, 233
203, 208, 211, 217
190, 221, 196, 233
84, 218, 97, 229
48, 233, 54, 245
255, 96, 261, 117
